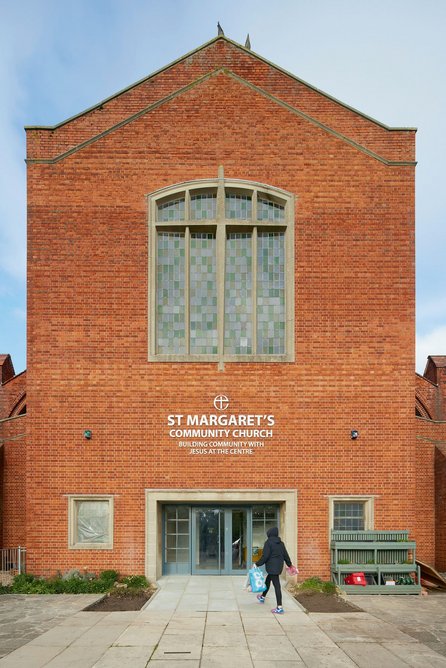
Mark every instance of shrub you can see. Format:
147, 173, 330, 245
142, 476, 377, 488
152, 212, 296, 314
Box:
297, 576, 337, 595
7, 573, 49, 594
99, 570, 119, 586
0, 570, 150, 596
62, 568, 96, 581
120, 575, 149, 589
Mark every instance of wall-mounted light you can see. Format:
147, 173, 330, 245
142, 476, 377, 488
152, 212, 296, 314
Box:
83, 429, 92, 440
351, 429, 359, 440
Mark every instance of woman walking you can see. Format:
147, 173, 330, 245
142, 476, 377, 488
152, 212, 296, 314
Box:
254, 526, 292, 614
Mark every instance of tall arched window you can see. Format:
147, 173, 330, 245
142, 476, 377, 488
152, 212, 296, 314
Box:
148, 174, 295, 362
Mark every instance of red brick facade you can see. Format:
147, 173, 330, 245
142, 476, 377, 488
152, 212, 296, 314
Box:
2, 36, 444, 579
0, 356, 26, 548
416, 358, 446, 570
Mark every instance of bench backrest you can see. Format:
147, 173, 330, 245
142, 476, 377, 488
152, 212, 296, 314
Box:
331, 530, 409, 543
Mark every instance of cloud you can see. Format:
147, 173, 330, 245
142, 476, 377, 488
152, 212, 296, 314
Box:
417, 325, 446, 374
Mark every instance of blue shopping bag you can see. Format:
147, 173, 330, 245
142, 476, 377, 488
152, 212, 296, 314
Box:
248, 566, 266, 593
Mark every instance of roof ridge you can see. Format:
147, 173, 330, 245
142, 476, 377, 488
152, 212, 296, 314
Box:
25, 35, 417, 134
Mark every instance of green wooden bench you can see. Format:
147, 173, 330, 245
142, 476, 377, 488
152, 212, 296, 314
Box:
331, 530, 421, 594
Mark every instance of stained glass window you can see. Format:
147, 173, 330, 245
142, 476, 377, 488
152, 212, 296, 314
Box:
190, 233, 217, 354
257, 232, 285, 354
157, 197, 185, 222
190, 193, 217, 220
257, 197, 285, 221
224, 233, 253, 354
225, 193, 252, 220
152, 183, 291, 359
156, 232, 186, 354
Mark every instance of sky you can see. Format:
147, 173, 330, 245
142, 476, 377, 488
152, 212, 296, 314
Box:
0, 0, 444, 376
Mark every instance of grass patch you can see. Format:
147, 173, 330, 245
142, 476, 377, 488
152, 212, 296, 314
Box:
292, 576, 337, 595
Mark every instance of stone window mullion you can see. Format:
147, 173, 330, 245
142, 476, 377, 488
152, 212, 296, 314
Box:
252, 190, 258, 222
149, 177, 293, 362
216, 177, 225, 360
185, 190, 191, 220
252, 226, 258, 355
185, 226, 191, 354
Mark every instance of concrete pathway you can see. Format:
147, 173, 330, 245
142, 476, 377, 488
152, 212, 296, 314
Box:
0, 594, 103, 659
1, 577, 446, 667
352, 593, 446, 658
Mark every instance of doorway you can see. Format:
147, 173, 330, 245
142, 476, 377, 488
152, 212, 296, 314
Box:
163, 504, 278, 575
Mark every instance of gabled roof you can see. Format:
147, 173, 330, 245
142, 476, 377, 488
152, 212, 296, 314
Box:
25, 35, 416, 133
0, 354, 15, 384
429, 356, 446, 368
25, 35, 416, 167
423, 355, 446, 387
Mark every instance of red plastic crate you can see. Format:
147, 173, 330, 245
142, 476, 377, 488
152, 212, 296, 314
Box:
344, 572, 367, 586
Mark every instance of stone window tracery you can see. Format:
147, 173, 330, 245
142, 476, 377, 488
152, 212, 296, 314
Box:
148, 174, 294, 362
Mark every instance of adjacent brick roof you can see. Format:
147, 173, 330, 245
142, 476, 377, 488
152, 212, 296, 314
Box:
0, 354, 15, 384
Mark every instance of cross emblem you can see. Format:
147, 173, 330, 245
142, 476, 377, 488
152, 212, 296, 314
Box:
214, 395, 229, 411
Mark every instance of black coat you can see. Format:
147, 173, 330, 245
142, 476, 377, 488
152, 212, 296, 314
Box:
255, 527, 292, 575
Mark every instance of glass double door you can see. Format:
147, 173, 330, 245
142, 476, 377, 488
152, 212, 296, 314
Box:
162, 504, 279, 575
192, 507, 247, 574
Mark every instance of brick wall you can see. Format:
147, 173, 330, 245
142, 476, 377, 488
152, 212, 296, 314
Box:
0, 417, 26, 548
416, 359, 446, 569
436, 443, 446, 570
416, 374, 439, 419
0, 368, 27, 548
24, 37, 421, 578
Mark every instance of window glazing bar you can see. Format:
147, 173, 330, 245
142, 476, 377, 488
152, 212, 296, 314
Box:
252, 226, 258, 355
185, 226, 190, 354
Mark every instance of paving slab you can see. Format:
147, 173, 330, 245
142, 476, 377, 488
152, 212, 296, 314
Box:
351, 593, 446, 657
57, 611, 109, 627
0, 594, 104, 659
93, 610, 141, 625
26, 624, 93, 647
164, 619, 206, 634
253, 662, 305, 668
2, 578, 446, 666
170, 610, 206, 619
382, 641, 446, 667
0, 645, 62, 668
206, 599, 238, 611
113, 624, 165, 646
311, 612, 418, 643
149, 662, 200, 668
246, 634, 302, 662
202, 611, 242, 626
151, 634, 203, 661
296, 644, 358, 667
287, 628, 340, 650
43, 644, 108, 668
243, 617, 286, 635
203, 626, 247, 646
201, 645, 253, 667
92, 645, 154, 668
69, 623, 128, 648
339, 641, 409, 667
